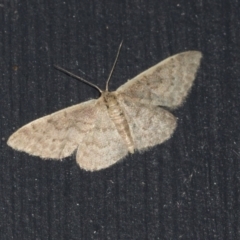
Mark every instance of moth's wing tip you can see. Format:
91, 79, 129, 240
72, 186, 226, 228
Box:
7, 131, 24, 152
182, 50, 202, 58
188, 51, 203, 60
7, 127, 36, 154
194, 51, 203, 59
184, 51, 203, 67
7, 133, 16, 148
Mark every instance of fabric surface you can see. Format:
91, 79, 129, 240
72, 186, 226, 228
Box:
1, 0, 240, 239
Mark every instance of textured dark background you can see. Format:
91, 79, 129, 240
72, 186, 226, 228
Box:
1, 0, 240, 239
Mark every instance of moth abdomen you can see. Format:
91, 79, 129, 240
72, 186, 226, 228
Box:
102, 92, 135, 153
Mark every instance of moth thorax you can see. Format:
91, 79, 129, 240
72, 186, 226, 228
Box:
103, 92, 122, 118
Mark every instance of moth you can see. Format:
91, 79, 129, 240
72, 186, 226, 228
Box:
7, 46, 202, 171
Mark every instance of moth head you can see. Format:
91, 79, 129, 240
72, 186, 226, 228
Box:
101, 91, 117, 107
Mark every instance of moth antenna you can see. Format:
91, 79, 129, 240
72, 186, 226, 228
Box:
105, 40, 123, 91
54, 65, 102, 93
